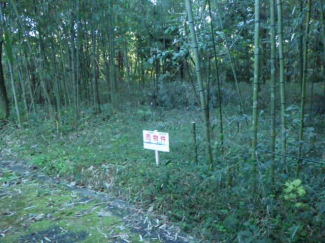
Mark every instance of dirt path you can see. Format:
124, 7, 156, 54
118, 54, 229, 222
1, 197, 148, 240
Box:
0, 156, 195, 243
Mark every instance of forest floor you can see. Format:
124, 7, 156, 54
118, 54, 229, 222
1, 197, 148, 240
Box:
1, 86, 324, 242
0, 155, 195, 243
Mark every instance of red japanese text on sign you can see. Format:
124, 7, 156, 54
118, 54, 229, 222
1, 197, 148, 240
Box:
143, 130, 169, 152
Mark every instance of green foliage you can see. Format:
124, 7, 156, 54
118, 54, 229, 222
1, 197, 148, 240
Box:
156, 82, 197, 109
283, 179, 306, 202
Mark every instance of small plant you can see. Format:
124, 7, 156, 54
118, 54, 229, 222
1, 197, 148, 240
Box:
31, 155, 48, 167
137, 107, 153, 121
283, 179, 306, 207
0, 168, 17, 184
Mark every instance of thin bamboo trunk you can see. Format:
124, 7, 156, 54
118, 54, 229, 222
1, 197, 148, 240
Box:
109, 0, 116, 111
0, 4, 9, 120
24, 55, 36, 115
7, 59, 21, 127
37, 38, 53, 116
297, 0, 312, 176
309, 37, 317, 121
75, 0, 81, 117
251, 0, 260, 169
185, 0, 213, 166
58, 37, 70, 107
299, 0, 304, 90
91, 0, 100, 113
1, 5, 20, 124
0, 42, 9, 119
276, 0, 287, 164
270, 0, 276, 184
38, 51, 53, 116
11, 0, 53, 117
214, 0, 247, 125
10, 0, 32, 52
208, 0, 224, 156
49, 35, 61, 121
18, 68, 29, 122
71, 3, 79, 119
123, 40, 131, 93
320, 0, 325, 94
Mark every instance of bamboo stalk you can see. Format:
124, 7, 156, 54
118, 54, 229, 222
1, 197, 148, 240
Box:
192, 122, 198, 163
208, 0, 224, 156
270, 0, 276, 184
276, 0, 287, 164
320, 0, 325, 94
251, 0, 260, 166
297, 0, 312, 177
185, 0, 213, 167
214, 0, 247, 125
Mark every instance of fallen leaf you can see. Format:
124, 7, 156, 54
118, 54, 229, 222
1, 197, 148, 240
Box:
97, 211, 111, 217
148, 205, 154, 212
44, 236, 52, 242
35, 213, 45, 221
69, 181, 76, 187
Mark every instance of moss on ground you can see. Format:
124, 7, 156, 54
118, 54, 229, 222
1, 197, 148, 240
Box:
0, 168, 144, 243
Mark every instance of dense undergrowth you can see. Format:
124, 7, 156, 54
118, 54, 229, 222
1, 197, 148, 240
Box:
1, 83, 325, 242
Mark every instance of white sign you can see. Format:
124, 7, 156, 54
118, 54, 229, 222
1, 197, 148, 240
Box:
143, 130, 170, 152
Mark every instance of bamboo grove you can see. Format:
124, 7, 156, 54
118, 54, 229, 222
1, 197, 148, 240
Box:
1, 0, 325, 176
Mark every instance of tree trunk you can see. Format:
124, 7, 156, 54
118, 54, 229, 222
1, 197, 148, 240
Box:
0, 41, 9, 119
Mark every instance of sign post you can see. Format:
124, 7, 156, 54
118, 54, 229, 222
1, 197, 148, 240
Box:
143, 130, 169, 166
155, 150, 159, 166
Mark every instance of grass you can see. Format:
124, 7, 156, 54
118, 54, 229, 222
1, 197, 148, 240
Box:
1, 83, 325, 242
